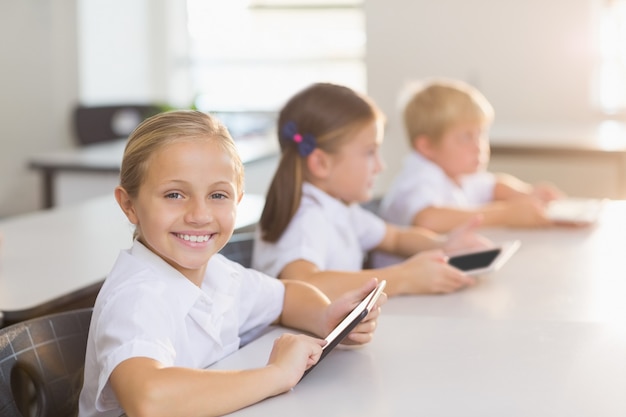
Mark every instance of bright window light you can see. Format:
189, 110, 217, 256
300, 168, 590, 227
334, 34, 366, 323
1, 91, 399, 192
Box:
598, 0, 626, 114
186, 0, 366, 112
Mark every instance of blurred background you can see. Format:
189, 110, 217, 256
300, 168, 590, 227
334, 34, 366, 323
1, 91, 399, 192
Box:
1, 0, 625, 217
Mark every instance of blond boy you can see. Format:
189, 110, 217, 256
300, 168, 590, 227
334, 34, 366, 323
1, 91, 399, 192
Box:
378, 78, 563, 234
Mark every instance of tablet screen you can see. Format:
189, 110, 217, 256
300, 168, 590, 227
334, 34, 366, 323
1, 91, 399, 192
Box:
301, 280, 386, 379
448, 248, 501, 271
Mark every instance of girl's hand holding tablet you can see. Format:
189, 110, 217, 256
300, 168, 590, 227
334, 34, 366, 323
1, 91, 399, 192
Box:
322, 278, 387, 346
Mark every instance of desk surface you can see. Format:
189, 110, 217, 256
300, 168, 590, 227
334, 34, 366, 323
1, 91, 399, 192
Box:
210, 201, 626, 417
0, 193, 265, 323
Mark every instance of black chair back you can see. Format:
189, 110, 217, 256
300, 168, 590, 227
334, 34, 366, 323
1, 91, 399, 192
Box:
0, 308, 92, 417
73, 104, 161, 145
219, 232, 255, 268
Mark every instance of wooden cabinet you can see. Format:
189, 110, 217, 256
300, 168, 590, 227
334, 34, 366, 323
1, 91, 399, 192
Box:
489, 146, 626, 199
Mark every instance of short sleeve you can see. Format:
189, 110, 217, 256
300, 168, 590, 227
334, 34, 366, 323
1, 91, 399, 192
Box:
216, 257, 284, 345
351, 204, 387, 251
461, 171, 496, 206
94, 278, 178, 410
253, 208, 333, 276
382, 176, 445, 227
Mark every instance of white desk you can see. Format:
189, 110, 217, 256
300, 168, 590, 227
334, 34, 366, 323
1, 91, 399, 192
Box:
209, 201, 626, 417
0, 193, 265, 326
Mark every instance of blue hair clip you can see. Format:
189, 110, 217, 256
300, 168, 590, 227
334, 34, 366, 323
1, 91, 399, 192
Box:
281, 121, 316, 157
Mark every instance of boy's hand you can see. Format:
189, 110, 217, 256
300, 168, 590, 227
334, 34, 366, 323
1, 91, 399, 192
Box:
532, 182, 566, 203
322, 278, 387, 346
504, 195, 553, 227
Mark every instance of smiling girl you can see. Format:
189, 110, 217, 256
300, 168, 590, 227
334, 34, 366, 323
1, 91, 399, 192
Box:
78, 110, 385, 417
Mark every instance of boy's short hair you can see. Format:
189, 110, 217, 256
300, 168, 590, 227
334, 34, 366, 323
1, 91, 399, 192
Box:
400, 78, 494, 146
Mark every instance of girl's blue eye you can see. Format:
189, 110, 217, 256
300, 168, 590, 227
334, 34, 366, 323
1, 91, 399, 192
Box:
210, 193, 227, 200
165, 192, 183, 199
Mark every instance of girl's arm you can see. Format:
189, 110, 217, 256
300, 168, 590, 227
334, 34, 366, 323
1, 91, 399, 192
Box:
280, 253, 473, 300
278, 278, 383, 344
110, 336, 323, 417
109, 280, 383, 417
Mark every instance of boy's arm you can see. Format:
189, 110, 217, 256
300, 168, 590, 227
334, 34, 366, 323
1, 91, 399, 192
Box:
492, 173, 535, 200
413, 206, 485, 234
415, 199, 554, 232
279, 251, 463, 300
378, 218, 489, 255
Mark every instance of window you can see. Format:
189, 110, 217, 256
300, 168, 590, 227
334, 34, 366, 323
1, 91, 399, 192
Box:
186, 0, 366, 112
597, 0, 626, 114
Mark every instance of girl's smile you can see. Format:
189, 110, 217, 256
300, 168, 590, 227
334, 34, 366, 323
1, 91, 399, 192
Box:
173, 232, 213, 244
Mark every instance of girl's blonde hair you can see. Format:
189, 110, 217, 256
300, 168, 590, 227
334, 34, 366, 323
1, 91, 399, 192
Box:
120, 110, 244, 229
260, 83, 383, 243
401, 78, 494, 146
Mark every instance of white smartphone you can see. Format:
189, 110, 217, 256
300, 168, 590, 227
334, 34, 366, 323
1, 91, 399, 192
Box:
447, 240, 521, 276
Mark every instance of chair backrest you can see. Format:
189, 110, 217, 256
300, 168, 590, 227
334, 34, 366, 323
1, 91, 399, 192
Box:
73, 104, 161, 145
360, 197, 382, 216
0, 308, 93, 417
219, 232, 255, 268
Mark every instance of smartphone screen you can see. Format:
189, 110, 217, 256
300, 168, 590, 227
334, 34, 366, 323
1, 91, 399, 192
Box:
448, 248, 501, 271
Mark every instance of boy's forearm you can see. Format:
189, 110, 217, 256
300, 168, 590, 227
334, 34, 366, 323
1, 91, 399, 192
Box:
412, 207, 477, 234
493, 173, 533, 200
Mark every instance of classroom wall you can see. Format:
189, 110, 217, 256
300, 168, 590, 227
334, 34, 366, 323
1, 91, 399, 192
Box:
0, 0, 189, 217
365, 0, 603, 196
0, 0, 79, 216
0, 0, 608, 217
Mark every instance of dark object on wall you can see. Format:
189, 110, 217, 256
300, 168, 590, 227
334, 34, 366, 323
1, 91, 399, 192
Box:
73, 104, 162, 145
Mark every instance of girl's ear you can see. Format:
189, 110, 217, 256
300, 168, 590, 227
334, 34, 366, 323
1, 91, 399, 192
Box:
115, 186, 139, 225
305, 148, 332, 179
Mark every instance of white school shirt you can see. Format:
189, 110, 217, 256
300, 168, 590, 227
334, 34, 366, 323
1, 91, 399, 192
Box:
379, 150, 496, 227
252, 182, 387, 277
78, 241, 284, 417
371, 151, 495, 268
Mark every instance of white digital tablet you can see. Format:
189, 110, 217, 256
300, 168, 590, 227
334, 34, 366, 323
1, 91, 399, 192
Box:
301, 280, 386, 379
447, 240, 521, 276
546, 198, 605, 226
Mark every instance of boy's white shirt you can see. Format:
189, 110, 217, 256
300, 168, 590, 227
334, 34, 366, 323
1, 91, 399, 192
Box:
379, 150, 495, 227
78, 240, 284, 417
371, 150, 495, 268
252, 182, 387, 277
